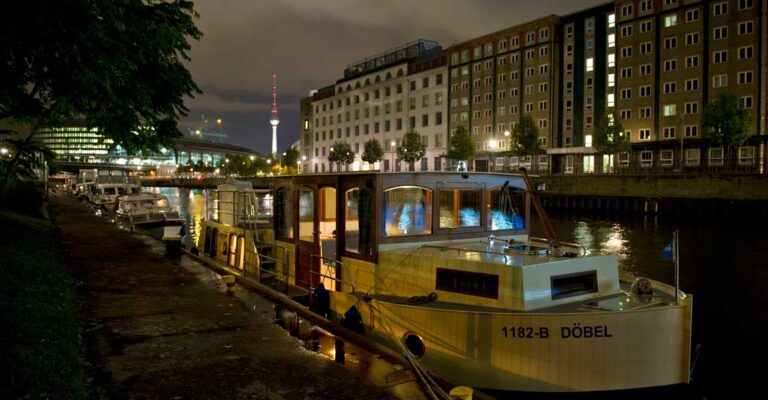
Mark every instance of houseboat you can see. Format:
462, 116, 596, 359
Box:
196, 171, 693, 393
87, 169, 140, 206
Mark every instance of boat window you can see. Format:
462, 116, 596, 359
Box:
156, 198, 168, 208
436, 268, 499, 299
438, 189, 482, 228
383, 186, 432, 237
550, 270, 598, 300
117, 187, 126, 195
104, 187, 116, 195
227, 233, 237, 267
345, 188, 373, 255
275, 187, 293, 239
237, 235, 245, 270
487, 186, 526, 230
299, 187, 315, 241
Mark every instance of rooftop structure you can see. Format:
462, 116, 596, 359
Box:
342, 39, 441, 80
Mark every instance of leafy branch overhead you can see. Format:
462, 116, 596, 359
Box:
0, 0, 202, 153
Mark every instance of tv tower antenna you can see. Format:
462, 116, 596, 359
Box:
269, 74, 279, 155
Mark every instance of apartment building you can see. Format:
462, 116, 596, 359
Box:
301, 1, 766, 174
447, 16, 561, 172
300, 40, 447, 173
553, 0, 766, 174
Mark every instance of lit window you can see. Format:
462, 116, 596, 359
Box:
586, 58, 594, 71
383, 186, 432, 236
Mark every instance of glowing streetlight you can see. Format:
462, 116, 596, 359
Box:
249, 155, 255, 160
216, 119, 222, 125
267, 159, 272, 164
0, 147, 8, 155
301, 155, 307, 161
390, 141, 397, 171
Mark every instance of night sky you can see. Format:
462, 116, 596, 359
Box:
180, 0, 605, 155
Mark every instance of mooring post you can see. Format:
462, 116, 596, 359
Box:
335, 337, 345, 365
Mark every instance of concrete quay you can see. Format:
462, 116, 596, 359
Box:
49, 194, 396, 400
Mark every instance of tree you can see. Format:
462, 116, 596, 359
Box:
1, 0, 201, 189
328, 142, 355, 171
282, 146, 300, 173
0, 136, 55, 186
397, 130, 426, 170
511, 115, 542, 171
702, 91, 752, 167
447, 126, 476, 169
593, 113, 630, 173
361, 139, 384, 169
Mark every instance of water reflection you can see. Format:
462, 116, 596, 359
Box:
144, 187, 205, 248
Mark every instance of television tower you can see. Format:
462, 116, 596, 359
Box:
269, 74, 279, 155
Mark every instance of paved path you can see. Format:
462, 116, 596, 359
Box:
50, 194, 395, 399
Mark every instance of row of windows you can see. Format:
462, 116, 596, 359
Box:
315, 86, 444, 114
621, 0, 753, 21
450, 28, 551, 64
313, 94, 444, 126
313, 118, 445, 142
312, 134, 444, 157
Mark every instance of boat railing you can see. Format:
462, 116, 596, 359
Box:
528, 236, 586, 256
310, 254, 355, 293
418, 244, 512, 263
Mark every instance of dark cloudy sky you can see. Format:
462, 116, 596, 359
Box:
180, 0, 605, 155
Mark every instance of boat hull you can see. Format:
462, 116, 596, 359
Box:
328, 290, 692, 392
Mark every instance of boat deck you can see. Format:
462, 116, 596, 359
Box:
367, 280, 676, 314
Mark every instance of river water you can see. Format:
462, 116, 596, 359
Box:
148, 186, 767, 398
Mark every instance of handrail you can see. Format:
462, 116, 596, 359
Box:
419, 244, 510, 263
310, 254, 356, 293
528, 236, 586, 257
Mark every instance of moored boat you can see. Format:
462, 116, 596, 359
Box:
196, 171, 693, 393
114, 192, 184, 230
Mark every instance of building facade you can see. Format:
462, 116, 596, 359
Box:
301, 0, 766, 174
300, 40, 448, 173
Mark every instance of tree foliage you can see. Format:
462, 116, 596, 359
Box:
511, 115, 542, 157
0, 0, 202, 154
702, 91, 752, 149
0, 136, 56, 186
219, 154, 269, 176
328, 142, 355, 168
397, 130, 426, 164
361, 139, 384, 165
447, 126, 476, 161
593, 112, 631, 154
282, 146, 300, 172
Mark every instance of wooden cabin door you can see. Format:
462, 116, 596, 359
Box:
296, 185, 319, 289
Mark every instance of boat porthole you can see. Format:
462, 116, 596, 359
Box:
403, 332, 425, 359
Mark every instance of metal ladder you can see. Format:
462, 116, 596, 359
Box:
242, 191, 283, 290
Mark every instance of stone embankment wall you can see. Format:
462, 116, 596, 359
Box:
534, 175, 768, 215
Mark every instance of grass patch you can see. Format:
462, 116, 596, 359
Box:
0, 207, 88, 399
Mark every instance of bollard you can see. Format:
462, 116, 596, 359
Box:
334, 337, 345, 365
221, 275, 236, 294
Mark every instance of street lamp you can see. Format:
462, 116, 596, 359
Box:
390, 140, 396, 171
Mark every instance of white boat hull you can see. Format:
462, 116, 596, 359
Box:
329, 290, 692, 392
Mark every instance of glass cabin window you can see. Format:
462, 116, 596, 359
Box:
299, 187, 315, 241
275, 187, 293, 239
438, 189, 482, 228
345, 188, 374, 255
383, 186, 432, 236
487, 187, 526, 230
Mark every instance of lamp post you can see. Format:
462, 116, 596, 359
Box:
489, 138, 498, 172
390, 140, 396, 171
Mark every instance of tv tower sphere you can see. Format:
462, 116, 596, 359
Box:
270, 74, 279, 155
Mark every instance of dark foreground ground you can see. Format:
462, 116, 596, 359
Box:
49, 193, 395, 399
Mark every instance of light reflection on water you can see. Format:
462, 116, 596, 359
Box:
144, 187, 205, 248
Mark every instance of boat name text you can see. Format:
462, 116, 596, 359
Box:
501, 323, 613, 339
